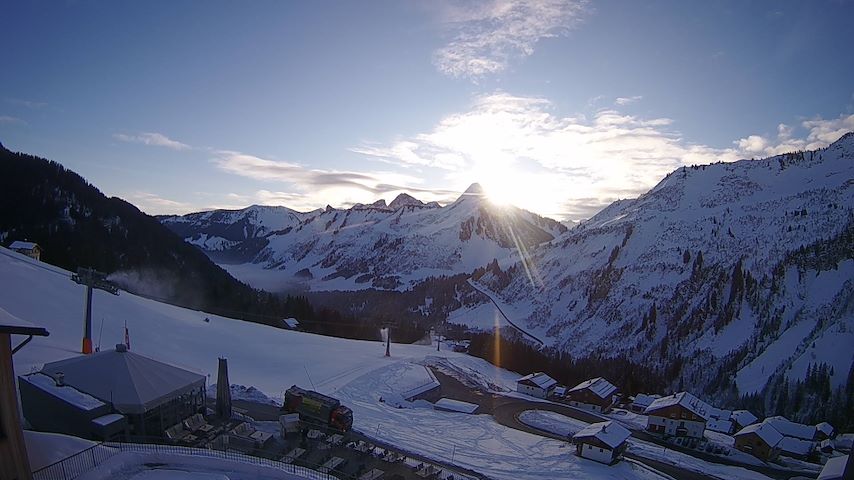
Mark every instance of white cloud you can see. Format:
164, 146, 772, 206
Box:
733, 114, 854, 157
5, 98, 47, 109
352, 93, 850, 220
114, 132, 191, 150
432, 0, 588, 79
615, 95, 643, 106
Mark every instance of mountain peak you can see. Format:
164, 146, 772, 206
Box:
464, 183, 484, 194
389, 193, 424, 209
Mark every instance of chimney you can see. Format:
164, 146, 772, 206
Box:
55, 372, 65, 386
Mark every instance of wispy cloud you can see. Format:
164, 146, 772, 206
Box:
432, 0, 588, 80
212, 150, 457, 208
5, 98, 47, 109
615, 95, 643, 106
351, 92, 850, 220
114, 132, 191, 150
0, 115, 27, 126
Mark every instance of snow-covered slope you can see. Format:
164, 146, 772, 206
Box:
162, 185, 566, 291
2, 246, 675, 480
479, 133, 854, 398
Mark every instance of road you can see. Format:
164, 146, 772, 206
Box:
467, 280, 544, 345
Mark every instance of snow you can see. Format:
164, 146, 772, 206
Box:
568, 377, 617, 399
434, 398, 479, 414
818, 455, 849, 480
732, 410, 758, 427
816, 422, 834, 437
734, 423, 783, 447
22, 372, 107, 411
763, 416, 816, 441
644, 392, 714, 420
778, 436, 814, 456
92, 413, 126, 426
128, 470, 229, 480
706, 419, 733, 434
10, 240, 38, 250
518, 372, 557, 390
573, 422, 631, 449
518, 410, 590, 437
25, 430, 99, 471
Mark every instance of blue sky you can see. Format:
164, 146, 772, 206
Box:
2, 0, 853, 220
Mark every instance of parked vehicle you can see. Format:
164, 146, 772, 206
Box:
282, 385, 353, 432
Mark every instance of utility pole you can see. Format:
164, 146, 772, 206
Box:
71, 267, 118, 354
381, 320, 397, 357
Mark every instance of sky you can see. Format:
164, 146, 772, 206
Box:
2, 0, 853, 221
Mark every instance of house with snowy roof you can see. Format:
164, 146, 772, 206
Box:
644, 391, 712, 438
817, 454, 852, 480
763, 416, 817, 441
816, 421, 835, 441
630, 393, 660, 413
731, 409, 758, 430
516, 372, 557, 399
778, 436, 815, 460
734, 422, 784, 461
9, 240, 42, 261
565, 377, 618, 413
572, 421, 631, 465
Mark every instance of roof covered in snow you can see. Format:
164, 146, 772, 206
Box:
21, 373, 107, 411
816, 422, 834, 436
734, 422, 783, 447
632, 393, 660, 408
732, 410, 758, 427
778, 436, 814, 456
764, 416, 816, 441
92, 413, 125, 426
644, 391, 714, 420
9, 241, 38, 250
707, 419, 733, 434
283, 318, 299, 329
568, 377, 617, 399
41, 346, 205, 414
817, 455, 850, 480
573, 421, 631, 449
435, 398, 479, 414
517, 372, 557, 390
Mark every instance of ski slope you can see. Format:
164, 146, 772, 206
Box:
2, 247, 669, 480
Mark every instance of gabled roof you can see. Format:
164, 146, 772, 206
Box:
517, 372, 557, 390
817, 455, 850, 480
9, 240, 38, 250
734, 422, 783, 447
764, 416, 816, 441
707, 419, 733, 433
632, 393, 660, 408
568, 377, 617, 399
573, 421, 631, 449
732, 410, 758, 427
816, 422, 834, 436
41, 346, 205, 414
644, 391, 713, 420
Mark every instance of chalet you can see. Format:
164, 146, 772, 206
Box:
817, 454, 852, 480
630, 393, 660, 413
763, 416, 817, 441
9, 241, 42, 261
516, 372, 557, 399
734, 422, 784, 461
1, 308, 50, 480
552, 386, 567, 398
644, 391, 712, 438
731, 409, 758, 430
565, 377, 618, 413
572, 421, 631, 465
816, 422, 835, 441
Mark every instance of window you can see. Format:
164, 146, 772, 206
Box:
599, 448, 603, 453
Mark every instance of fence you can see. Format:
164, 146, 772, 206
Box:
31, 438, 482, 480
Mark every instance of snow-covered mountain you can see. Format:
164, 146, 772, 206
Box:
161, 184, 567, 290
476, 133, 854, 402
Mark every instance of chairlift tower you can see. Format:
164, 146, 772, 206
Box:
71, 267, 119, 354
381, 319, 398, 357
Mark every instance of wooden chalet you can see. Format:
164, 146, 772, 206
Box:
644, 391, 712, 438
734, 422, 784, 461
565, 377, 618, 413
572, 421, 631, 465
